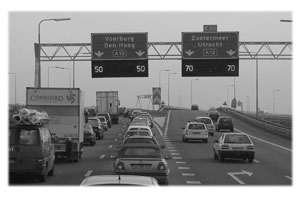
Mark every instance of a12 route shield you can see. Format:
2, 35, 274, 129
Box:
182, 59, 239, 77
92, 60, 148, 78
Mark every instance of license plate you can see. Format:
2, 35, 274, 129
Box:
193, 132, 201, 134
131, 164, 151, 169
232, 147, 244, 151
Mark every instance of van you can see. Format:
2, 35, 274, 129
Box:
9, 123, 55, 182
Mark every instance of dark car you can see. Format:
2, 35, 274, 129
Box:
191, 104, 199, 110
97, 113, 112, 128
83, 124, 96, 146
88, 118, 104, 139
216, 117, 234, 132
207, 111, 220, 122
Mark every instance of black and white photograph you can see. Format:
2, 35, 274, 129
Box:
2, 0, 298, 197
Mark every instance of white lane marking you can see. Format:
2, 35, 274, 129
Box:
227, 170, 253, 185
178, 167, 190, 170
254, 159, 260, 163
173, 157, 183, 160
285, 176, 292, 180
153, 121, 163, 136
182, 173, 195, 176
235, 128, 292, 152
100, 155, 105, 159
167, 147, 176, 149
176, 161, 186, 164
171, 153, 180, 155
84, 170, 93, 177
186, 181, 201, 184
108, 145, 113, 149
114, 138, 118, 141
118, 133, 122, 136
164, 110, 171, 135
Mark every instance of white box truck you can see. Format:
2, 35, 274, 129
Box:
26, 87, 84, 162
96, 91, 119, 124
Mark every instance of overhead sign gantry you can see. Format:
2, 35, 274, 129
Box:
91, 32, 148, 78
181, 28, 239, 77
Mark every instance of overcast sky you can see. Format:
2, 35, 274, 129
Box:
8, 11, 292, 114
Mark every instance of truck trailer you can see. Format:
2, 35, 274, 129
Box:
96, 91, 119, 124
26, 87, 84, 162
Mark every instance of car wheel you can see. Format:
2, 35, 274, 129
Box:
213, 149, 218, 160
39, 170, 47, 182
248, 158, 254, 163
48, 165, 54, 176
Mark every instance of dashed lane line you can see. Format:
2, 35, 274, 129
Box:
171, 153, 180, 155
254, 159, 260, 163
176, 161, 186, 164
186, 181, 201, 184
178, 167, 190, 170
114, 138, 118, 141
182, 173, 195, 176
167, 147, 176, 149
100, 155, 105, 159
108, 145, 113, 149
285, 176, 292, 180
172, 157, 183, 160
84, 170, 93, 177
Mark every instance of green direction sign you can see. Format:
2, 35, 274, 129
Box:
91, 33, 148, 60
182, 32, 239, 59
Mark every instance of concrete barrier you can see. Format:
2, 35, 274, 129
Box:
220, 108, 292, 139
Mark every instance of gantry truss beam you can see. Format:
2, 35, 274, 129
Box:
39, 42, 292, 61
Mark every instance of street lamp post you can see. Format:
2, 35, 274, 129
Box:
37, 18, 71, 87
273, 89, 280, 114
191, 79, 199, 106
48, 66, 71, 87
168, 72, 178, 106
227, 84, 234, 107
9, 73, 17, 108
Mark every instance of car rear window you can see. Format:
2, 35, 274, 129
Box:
224, 134, 251, 144
188, 124, 205, 129
88, 119, 99, 127
125, 139, 156, 144
9, 128, 39, 145
196, 118, 212, 124
220, 118, 232, 123
126, 131, 150, 136
129, 128, 149, 131
120, 148, 162, 158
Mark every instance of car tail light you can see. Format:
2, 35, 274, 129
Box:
37, 158, 44, 170
157, 162, 166, 170
116, 161, 125, 170
221, 144, 229, 149
247, 146, 254, 150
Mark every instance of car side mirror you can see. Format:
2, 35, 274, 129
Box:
165, 155, 171, 160
161, 145, 166, 149
110, 154, 117, 159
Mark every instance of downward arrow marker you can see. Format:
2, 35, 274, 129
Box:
226, 49, 236, 56
94, 51, 104, 58
135, 50, 145, 57
185, 49, 195, 57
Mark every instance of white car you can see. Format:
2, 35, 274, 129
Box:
213, 133, 255, 163
195, 116, 215, 136
126, 125, 153, 134
181, 121, 208, 143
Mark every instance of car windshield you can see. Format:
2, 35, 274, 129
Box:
220, 118, 232, 123
125, 138, 156, 144
129, 128, 149, 131
196, 118, 212, 124
119, 147, 162, 158
188, 124, 205, 129
224, 134, 251, 144
88, 119, 99, 127
9, 128, 39, 145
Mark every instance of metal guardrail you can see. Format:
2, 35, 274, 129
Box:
220, 108, 292, 139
